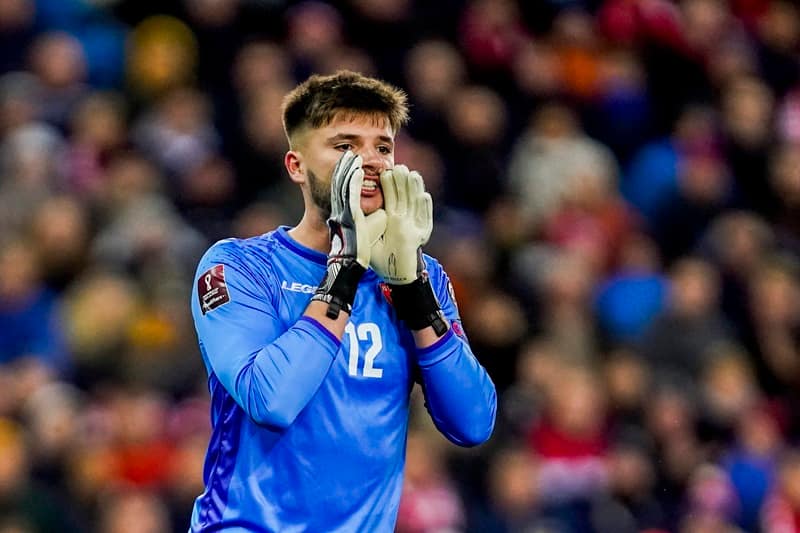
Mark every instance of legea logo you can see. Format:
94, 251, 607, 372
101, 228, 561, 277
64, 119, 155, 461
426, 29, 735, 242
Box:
281, 280, 316, 294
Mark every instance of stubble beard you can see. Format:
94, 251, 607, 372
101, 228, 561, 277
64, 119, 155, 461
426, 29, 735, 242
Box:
307, 168, 332, 220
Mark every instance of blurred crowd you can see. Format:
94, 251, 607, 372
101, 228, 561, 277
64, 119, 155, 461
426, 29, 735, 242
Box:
1, 0, 800, 531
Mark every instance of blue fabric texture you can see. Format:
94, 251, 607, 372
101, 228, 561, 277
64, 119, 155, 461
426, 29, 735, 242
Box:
189, 226, 496, 532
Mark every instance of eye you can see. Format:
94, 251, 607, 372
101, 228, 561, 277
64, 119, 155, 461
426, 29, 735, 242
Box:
335, 143, 353, 151
378, 145, 392, 155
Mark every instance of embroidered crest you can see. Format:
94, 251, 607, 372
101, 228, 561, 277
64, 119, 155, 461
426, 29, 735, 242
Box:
379, 282, 393, 305
452, 320, 466, 339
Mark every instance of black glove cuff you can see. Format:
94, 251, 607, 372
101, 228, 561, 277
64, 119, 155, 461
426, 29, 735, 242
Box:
312, 260, 366, 319
389, 276, 449, 336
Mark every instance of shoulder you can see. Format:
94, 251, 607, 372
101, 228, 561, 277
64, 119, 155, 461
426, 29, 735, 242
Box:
422, 253, 463, 320
200, 237, 244, 264
198, 231, 281, 272
422, 253, 451, 296
193, 232, 286, 311
422, 253, 446, 281
194, 231, 286, 295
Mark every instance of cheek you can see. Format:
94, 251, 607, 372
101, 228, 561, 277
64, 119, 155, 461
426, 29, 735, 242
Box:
306, 158, 327, 177
302, 146, 337, 177
307, 159, 335, 186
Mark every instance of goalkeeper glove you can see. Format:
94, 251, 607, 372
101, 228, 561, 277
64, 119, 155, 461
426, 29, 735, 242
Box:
312, 151, 387, 319
370, 165, 448, 336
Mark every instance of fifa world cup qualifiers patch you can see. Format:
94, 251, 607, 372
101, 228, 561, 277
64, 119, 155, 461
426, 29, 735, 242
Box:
198, 265, 230, 315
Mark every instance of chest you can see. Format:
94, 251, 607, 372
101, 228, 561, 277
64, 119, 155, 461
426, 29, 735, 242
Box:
276, 274, 414, 399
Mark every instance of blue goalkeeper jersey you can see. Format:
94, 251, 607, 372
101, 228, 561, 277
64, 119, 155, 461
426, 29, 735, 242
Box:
189, 226, 496, 533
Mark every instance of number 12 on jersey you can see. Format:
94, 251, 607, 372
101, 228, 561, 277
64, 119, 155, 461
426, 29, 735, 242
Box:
344, 322, 383, 378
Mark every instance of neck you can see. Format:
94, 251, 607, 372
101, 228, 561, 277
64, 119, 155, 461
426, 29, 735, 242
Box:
288, 210, 330, 254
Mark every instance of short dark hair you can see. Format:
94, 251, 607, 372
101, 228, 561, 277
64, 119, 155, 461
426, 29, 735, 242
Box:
281, 70, 409, 146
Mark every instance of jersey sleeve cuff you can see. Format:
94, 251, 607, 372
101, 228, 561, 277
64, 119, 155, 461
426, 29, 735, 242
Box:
297, 316, 342, 355
415, 327, 458, 367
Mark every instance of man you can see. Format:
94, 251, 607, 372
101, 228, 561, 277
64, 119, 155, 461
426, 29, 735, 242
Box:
189, 70, 496, 532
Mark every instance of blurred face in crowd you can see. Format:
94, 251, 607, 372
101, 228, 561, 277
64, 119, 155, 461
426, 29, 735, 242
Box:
0, 419, 27, 495
778, 453, 800, 508
0, 240, 39, 302
545, 364, 606, 437
608, 444, 655, 498
287, 112, 395, 218
668, 258, 720, 317
749, 263, 800, 326
29, 32, 86, 88
488, 448, 540, 517
99, 489, 171, 533
446, 86, 506, 147
405, 40, 465, 106
770, 143, 800, 207
604, 350, 648, 412
701, 351, 758, 423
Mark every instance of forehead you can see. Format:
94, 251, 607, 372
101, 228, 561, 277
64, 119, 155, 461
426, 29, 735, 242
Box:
316, 111, 394, 138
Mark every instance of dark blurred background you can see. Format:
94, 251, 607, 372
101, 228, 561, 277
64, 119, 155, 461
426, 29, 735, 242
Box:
1, 0, 800, 531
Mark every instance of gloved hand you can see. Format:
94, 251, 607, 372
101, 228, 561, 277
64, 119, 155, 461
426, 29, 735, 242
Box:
369, 165, 432, 285
312, 151, 387, 319
371, 165, 448, 336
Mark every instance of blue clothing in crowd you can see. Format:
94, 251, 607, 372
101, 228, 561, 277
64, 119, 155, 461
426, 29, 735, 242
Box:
0, 287, 68, 373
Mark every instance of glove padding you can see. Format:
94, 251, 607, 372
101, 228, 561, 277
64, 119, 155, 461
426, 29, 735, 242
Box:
327, 150, 387, 269
370, 165, 432, 285
313, 151, 386, 319
371, 165, 447, 336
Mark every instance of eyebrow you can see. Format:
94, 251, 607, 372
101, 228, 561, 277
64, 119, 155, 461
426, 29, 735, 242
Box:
327, 133, 394, 145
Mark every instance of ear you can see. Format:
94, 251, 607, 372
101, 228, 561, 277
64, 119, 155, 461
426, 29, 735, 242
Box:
285, 150, 305, 184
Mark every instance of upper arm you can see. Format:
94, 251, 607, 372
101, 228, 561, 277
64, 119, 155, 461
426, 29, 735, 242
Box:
191, 242, 281, 399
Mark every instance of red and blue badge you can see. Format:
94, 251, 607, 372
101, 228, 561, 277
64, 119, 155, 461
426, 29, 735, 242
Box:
198, 264, 230, 315
379, 282, 393, 305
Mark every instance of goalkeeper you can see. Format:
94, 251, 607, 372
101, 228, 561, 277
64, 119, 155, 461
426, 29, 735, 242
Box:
189, 70, 497, 532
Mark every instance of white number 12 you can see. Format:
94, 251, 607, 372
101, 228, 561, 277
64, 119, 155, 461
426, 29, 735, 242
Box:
345, 322, 383, 378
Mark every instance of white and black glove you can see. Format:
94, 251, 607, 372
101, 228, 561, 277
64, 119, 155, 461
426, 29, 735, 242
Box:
370, 165, 448, 336
312, 151, 386, 319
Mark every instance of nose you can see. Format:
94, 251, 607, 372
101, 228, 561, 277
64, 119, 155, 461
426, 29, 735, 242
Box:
357, 146, 385, 176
